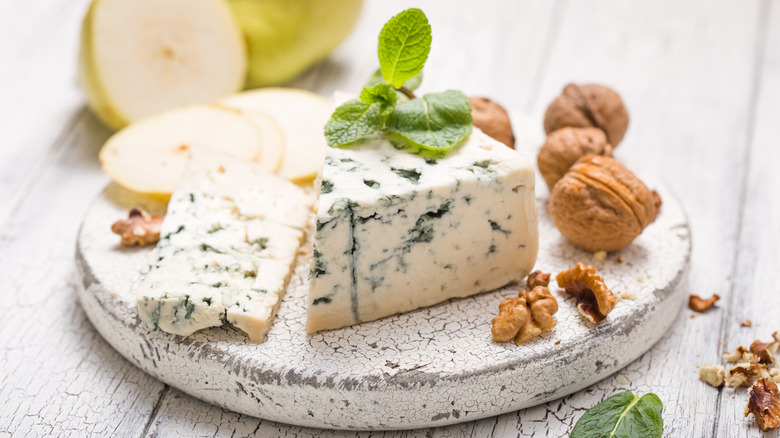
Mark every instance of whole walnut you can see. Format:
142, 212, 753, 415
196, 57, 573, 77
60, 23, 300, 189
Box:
544, 84, 629, 146
549, 155, 660, 252
469, 96, 515, 148
537, 127, 613, 191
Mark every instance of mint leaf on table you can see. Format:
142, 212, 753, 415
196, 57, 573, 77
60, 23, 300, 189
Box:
378, 8, 431, 88
570, 391, 663, 438
366, 68, 423, 92
324, 99, 384, 147
387, 90, 472, 153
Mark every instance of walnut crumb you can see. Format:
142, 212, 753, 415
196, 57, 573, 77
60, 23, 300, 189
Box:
688, 294, 719, 313
699, 364, 725, 387
742, 319, 753, 327
526, 270, 551, 289
724, 345, 758, 363
746, 379, 780, 431
111, 207, 163, 246
751, 334, 780, 364
620, 290, 637, 300
726, 362, 768, 387
617, 255, 624, 263
593, 250, 607, 263
555, 339, 561, 345
618, 376, 630, 385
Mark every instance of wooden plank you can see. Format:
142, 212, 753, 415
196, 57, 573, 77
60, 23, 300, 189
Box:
715, 1, 780, 436
144, 388, 434, 438
0, 0, 770, 436
510, 0, 765, 436
286, 0, 559, 111
0, 0, 93, 227
0, 112, 167, 437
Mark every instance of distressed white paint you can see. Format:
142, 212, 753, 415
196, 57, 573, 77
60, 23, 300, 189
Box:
1, 0, 777, 436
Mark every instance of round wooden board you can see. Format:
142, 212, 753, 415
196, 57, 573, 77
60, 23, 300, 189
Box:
75, 166, 690, 430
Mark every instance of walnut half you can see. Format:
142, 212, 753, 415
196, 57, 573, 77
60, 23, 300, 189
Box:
746, 379, 780, 431
111, 207, 163, 246
492, 286, 558, 345
556, 263, 616, 323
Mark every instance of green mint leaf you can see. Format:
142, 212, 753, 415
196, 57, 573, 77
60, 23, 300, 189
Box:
570, 391, 663, 438
360, 83, 397, 120
366, 68, 423, 91
387, 90, 472, 152
324, 98, 384, 147
378, 9, 431, 88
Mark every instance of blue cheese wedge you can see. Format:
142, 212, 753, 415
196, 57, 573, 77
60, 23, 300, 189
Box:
307, 128, 538, 333
137, 157, 312, 342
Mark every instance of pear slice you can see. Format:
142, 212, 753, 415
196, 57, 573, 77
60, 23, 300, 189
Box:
79, 0, 246, 130
220, 88, 331, 181
99, 105, 263, 195
230, 109, 286, 173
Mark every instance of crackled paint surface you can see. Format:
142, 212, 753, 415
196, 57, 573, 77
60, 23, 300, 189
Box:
75, 172, 690, 430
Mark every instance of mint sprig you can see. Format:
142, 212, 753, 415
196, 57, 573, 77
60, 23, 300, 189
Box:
323, 83, 397, 147
378, 9, 431, 88
570, 391, 663, 438
324, 8, 472, 153
365, 69, 422, 100
387, 90, 472, 150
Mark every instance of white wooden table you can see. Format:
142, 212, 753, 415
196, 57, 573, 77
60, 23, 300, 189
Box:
1, 1, 778, 436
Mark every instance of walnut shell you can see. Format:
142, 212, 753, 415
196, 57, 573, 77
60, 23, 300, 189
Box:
548, 155, 659, 252
469, 96, 515, 148
544, 84, 629, 146
537, 127, 613, 191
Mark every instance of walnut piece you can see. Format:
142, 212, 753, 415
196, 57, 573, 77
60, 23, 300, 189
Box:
537, 127, 613, 191
688, 294, 720, 312
724, 345, 758, 364
491, 286, 558, 344
699, 364, 725, 387
746, 379, 780, 431
726, 362, 769, 387
556, 263, 616, 323
549, 155, 660, 252
526, 270, 551, 289
543, 83, 630, 146
111, 207, 163, 246
751, 334, 780, 365
469, 96, 515, 148
771, 367, 780, 384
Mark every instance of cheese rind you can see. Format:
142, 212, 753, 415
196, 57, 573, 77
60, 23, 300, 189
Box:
307, 129, 538, 333
136, 157, 311, 342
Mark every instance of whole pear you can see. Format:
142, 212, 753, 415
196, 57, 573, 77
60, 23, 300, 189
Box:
229, 0, 363, 87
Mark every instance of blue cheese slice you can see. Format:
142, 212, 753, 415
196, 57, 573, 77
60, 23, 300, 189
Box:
307, 128, 538, 332
136, 157, 312, 342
